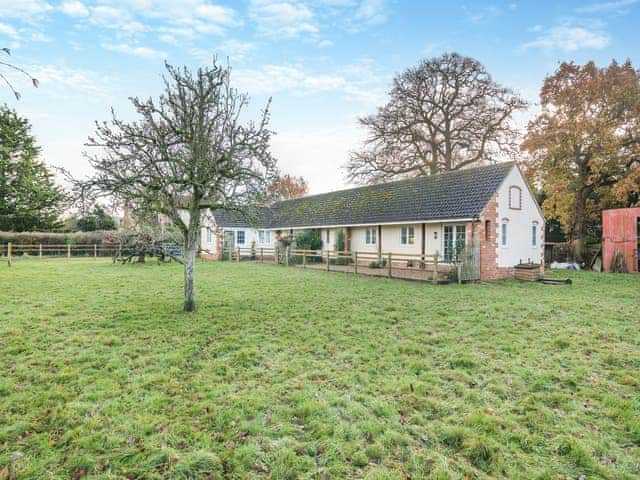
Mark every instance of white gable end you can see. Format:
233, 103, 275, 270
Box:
495, 166, 545, 267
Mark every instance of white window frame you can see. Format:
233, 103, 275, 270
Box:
258, 230, 271, 245
443, 224, 466, 263
325, 229, 330, 244
531, 223, 537, 247
206, 228, 213, 243
400, 225, 415, 245
236, 230, 246, 245
365, 227, 377, 245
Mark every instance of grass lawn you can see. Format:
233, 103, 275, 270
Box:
1, 260, 639, 479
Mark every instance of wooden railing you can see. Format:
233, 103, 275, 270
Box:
222, 246, 447, 283
2, 242, 122, 265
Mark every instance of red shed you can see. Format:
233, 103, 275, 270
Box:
602, 207, 640, 273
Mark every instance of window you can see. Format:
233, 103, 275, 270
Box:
206, 228, 213, 243
325, 229, 330, 244
444, 225, 466, 262
236, 230, 245, 245
484, 220, 491, 241
258, 230, 271, 244
531, 223, 537, 247
401, 226, 415, 245
509, 186, 522, 210
501, 221, 508, 247
365, 227, 377, 245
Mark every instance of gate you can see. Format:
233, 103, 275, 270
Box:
459, 239, 480, 281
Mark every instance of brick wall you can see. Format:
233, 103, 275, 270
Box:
478, 193, 516, 281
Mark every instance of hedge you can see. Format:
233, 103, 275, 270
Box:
0, 231, 120, 246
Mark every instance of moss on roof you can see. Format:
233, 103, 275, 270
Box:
213, 162, 515, 229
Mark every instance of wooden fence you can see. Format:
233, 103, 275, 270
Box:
222, 246, 457, 283
2, 242, 121, 266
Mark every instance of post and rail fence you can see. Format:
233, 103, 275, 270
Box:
2, 242, 125, 266
221, 246, 456, 283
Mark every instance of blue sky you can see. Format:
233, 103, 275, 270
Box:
2, 0, 639, 193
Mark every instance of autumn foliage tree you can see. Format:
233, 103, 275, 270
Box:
346, 53, 527, 183
269, 174, 309, 200
523, 60, 640, 261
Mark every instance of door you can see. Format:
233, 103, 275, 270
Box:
443, 225, 466, 263
223, 230, 235, 255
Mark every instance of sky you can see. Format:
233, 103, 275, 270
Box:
1, 0, 639, 194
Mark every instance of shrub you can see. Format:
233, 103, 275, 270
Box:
295, 229, 322, 251
368, 259, 386, 269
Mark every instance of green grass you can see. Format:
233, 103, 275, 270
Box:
1, 260, 639, 479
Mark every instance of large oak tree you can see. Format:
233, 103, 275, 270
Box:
346, 53, 527, 183
523, 60, 640, 261
83, 60, 277, 311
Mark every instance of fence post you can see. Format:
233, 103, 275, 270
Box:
260, 248, 264, 262
326, 250, 330, 271
7, 242, 12, 267
387, 252, 392, 278
39, 243, 43, 259
302, 251, 306, 268
236, 247, 240, 262
94, 244, 97, 259
457, 263, 462, 284
285, 246, 290, 267
433, 252, 439, 284
354, 251, 358, 274
67, 244, 71, 259
274, 247, 279, 265
118, 242, 122, 259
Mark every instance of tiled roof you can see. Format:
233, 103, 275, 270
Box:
213, 162, 515, 229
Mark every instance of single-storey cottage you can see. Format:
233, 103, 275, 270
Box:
198, 162, 545, 281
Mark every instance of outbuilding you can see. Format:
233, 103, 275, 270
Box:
602, 207, 640, 273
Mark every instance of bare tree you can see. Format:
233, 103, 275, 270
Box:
346, 53, 527, 183
1, 48, 38, 100
82, 60, 277, 311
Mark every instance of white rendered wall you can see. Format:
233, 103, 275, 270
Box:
495, 166, 545, 267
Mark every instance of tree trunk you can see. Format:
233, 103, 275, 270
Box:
183, 212, 200, 312
573, 188, 589, 264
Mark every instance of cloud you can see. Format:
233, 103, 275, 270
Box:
233, 60, 387, 105
316, 39, 334, 48
522, 24, 610, 52
462, 4, 502, 24
60, 0, 89, 17
271, 125, 364, 193
249, 1, 318, 37
102, 43, 166, 59
576, 0, 638, 13
90, 6, 148, 35
354, 0, 389, 26
19, 63, 115, 98
0, 0, 53, 21
217, 39, 256, 61
0, 22, 18, 38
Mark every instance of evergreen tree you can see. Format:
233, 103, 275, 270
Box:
0, 106, 63, 231
76, 205, 117, 231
